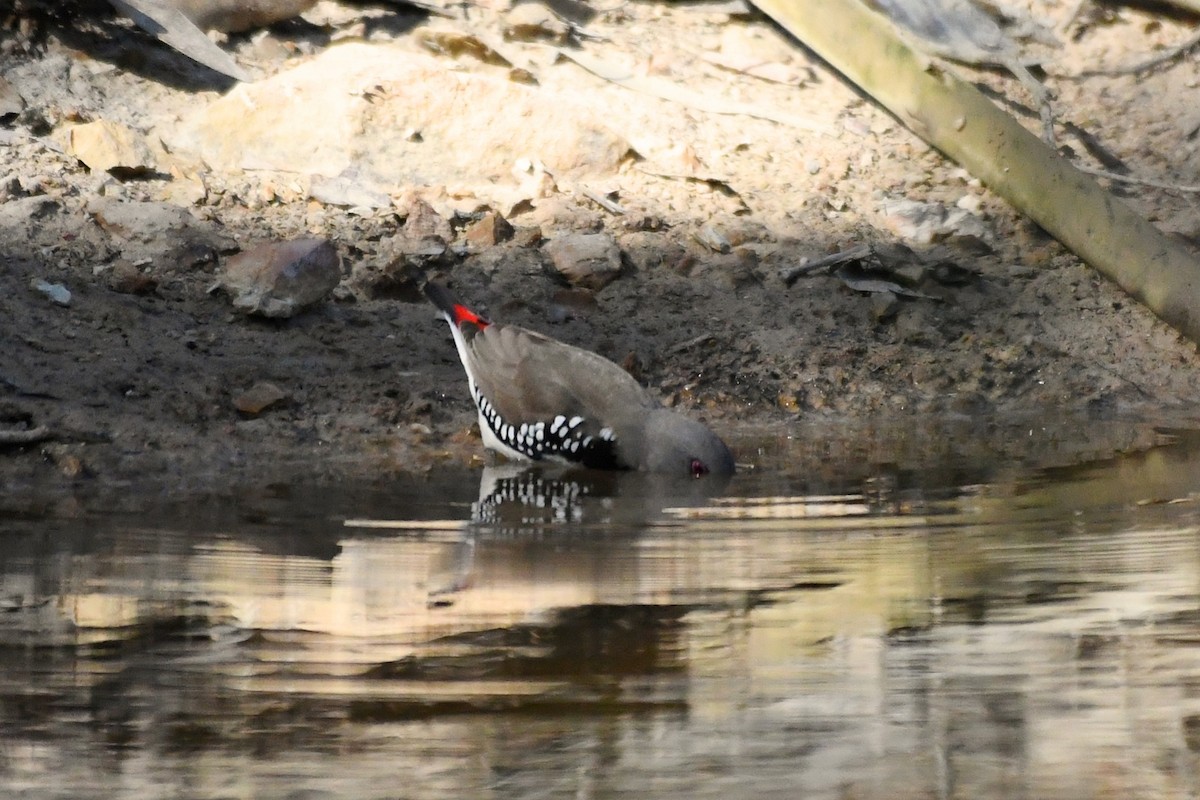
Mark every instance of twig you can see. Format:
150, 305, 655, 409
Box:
578, 186, 626, 214
0, 426, 51, 446
0, 374, 60, 400
1074, 163, 1200, 194
667, 333, 716, 354
1056, 0, 1089, 36
780, 244, 871, 285
1071, 28, 1200, 78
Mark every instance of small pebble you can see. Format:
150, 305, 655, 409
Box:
233, 382, 289, 415
31, 279, 71, 306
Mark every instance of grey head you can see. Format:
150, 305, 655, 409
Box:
618, 409, 735, 477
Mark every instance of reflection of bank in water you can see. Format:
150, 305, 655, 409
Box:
1, 459, 935, 692
2, 432, 1200, 796
11, 431, 1200, 649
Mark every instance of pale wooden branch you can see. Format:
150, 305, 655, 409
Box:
1075, 163, 1200, 194
0, 426, 50, 445
752, 0, 1200, 344
1073, 28, 1200, 77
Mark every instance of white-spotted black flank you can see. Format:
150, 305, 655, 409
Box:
470, 382, 621, 469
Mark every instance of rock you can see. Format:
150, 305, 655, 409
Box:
31, 279, 71, 307
309, 173, 390, 210
233, 381, 289, 415
400, 196, 454, 244
878, 196, 990, 245
871, 291, 901, 322
86, 198, 236, 266
350, 255, 425, 300
543, 232, 622, 290
525, 195, 602, 236
504, 2, 571, 43
216, 239, 341, 318
58, 120, 158, 176
691, 247, 759, 290
349, 199, 454, 298
169, 44, 630, 192
465, 211, 515, 247
163, 164, 208, 207
106, 260, 158, 295
369, 196, 455, 272
0, 76, 24, 121
88, 198, 193, 241
0, 196, 58, 230
694, 224, 731, 254
512, 227, 544, 248
619, 231, 687, 272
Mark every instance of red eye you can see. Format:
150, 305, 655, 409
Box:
690, 458, 709, 478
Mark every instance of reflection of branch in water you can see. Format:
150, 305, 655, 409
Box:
427, 537, 475, 607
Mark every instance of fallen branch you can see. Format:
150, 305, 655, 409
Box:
1071, 28, 1200, 78
110, 0, 250, 82
1074, 163, 1200, 194
752, 0, 1200, 344
558, 47, 835, 134
780, 244, 871, 285
0, 425, 50, 446
668, 332, 716, 354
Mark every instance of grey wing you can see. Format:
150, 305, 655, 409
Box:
468, 325, 653, 420
467, 325, 654, 467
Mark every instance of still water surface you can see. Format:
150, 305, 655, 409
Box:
4, 427, 1200, 799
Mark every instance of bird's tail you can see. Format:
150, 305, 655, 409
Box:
424, 281, 490, 329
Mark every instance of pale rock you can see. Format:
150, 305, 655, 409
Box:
878, 196, 990, 245
86, 198, 236, 266
0, 196, 58, 231
58, 120, 158, 175
504, 2, 570, 43
163, 163, 208, 206
31, 279, 71, 307
309, 172, 390, 210
0, 76, 23, 120
169, 44, 630, 193
89, 198, 199, 242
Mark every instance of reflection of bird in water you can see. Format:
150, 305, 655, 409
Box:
472, 464, 596, 529
427, 463, 731, 605
425, 281, 735, 478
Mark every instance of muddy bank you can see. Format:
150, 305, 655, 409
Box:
3, 1, 1200, 503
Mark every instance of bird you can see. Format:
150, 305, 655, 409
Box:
425, 281, 735, 478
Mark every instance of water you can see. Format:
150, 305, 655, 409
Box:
4, 424, 1200, 799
